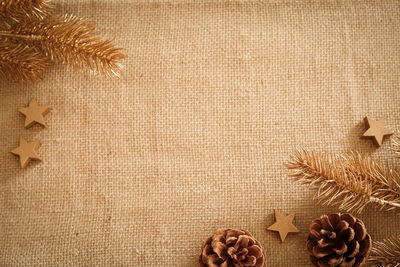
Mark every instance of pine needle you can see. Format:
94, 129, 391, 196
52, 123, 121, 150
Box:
0, 14, 126, 77
0, 0, 52, 21
368, 235, 400, 267
393, 135, 400, 160
285, 149, 400, 213
0, 40, 47, 82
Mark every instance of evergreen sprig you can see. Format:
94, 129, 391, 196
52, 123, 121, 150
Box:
285, 150, 400, 213
0, 0, 125, 83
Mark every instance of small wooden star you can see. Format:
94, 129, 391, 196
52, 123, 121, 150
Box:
362, 116, 393, 146
10, 137, 41, 168
267, 210, 299, 242
19, 99, 51, 128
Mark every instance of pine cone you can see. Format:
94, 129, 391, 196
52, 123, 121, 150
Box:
199, 229, 267, 267
307, 213, 372, 267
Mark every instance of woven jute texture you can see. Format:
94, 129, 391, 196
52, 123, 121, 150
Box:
1, 1, 400, 266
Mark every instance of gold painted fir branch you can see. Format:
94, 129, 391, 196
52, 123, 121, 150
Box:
1, 14, 125, 76
368, 235, 400, 267
285, 150, 400, 213
0, 0, 125, 83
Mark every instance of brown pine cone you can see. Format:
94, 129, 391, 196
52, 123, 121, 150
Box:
199, 229, 267, 267
307, 213, 372, 267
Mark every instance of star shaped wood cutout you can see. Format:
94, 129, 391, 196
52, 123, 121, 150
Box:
362, 116, 393, 146
10, 137, 41, 168
19, 99, 51, 128
267, 210, 299, 242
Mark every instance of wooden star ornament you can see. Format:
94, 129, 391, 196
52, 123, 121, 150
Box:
362, 116, 393, 146
267, 210, 299, 242
19, 99, 51, 128
10, 137, 41, 168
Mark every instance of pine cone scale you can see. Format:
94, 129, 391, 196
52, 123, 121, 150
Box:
328, 213, 341, 227
338, 258, 355, 267
328, 255, 344, 265
320, 215, 335, 231
202, 245, 213, 260
341, 214, 357, 227
244, 255, 256, 266
247, 245, 262, 258
208, 254, 223, 266
358, 235, 371, 257
346, 240, 359, 258
213, 242, 228, 259
333, 240, 346, 255
226, 237, 237, 246
236, 235, 249, 249
353, 222, 366, 241
313, 245, 334, 258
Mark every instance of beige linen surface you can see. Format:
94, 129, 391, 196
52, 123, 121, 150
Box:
1, 0, 400, 266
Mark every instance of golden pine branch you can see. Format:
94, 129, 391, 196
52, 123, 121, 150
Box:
0, 1, 125, 82
0, 41, 47, 82
285, 150, 400, 213
368, 235, 400, 267
0, 0, 52, 21
1, 14, 125, 77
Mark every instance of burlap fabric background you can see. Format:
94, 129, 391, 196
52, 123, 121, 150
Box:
1, 0, 400, 266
